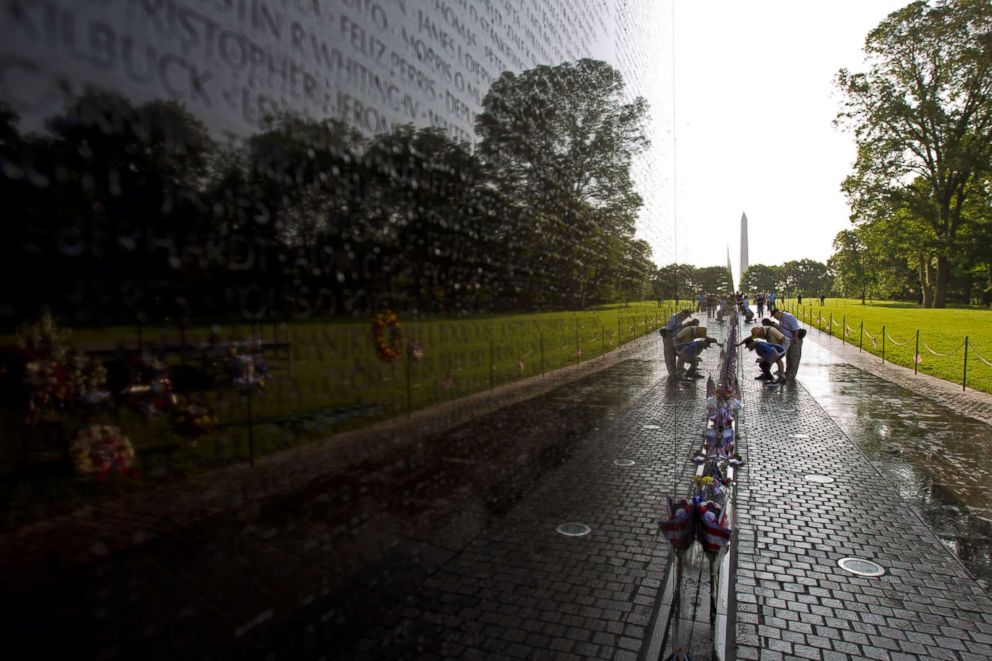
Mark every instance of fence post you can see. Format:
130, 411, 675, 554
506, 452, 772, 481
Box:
842, 316, 846, 346
914, 329, 920, 375
829, 313, 833, 339
405, 349, 412, 416
963, 336, 969, 392
489, 334, 495, 390
575, 321, 580, 364
882, 324, 886, 364
818, 310, 822, 334
247, 392, 254, 468
859, 320, 863, 353
601, 326, 605, 358
618, 317, 622, 345
540, 331, 545, 375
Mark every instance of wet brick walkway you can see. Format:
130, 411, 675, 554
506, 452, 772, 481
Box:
5, 322, 992, 660
734, 348, 992, 660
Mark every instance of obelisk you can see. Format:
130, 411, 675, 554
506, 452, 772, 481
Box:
740, 212, 749, 289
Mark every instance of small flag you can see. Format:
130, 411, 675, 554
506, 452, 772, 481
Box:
914, 353, 922, 365
517, 359, 525, 372
871, 337, 877, 349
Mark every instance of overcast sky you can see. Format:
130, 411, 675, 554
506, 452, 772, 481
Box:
641, 0, 910, 277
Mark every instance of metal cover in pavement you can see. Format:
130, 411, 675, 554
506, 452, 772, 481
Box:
804, 474, 835, 484
614, 459, 636, 466
556, 523, 591, 537
838, 557, 885, 577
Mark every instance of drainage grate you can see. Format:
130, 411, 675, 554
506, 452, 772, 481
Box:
614, 459, 636, 466
837, 557, 885, 577
804, 474, 835, 484
556, 523, 591, 537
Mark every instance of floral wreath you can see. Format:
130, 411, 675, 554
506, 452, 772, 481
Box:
372, 310, 403, 363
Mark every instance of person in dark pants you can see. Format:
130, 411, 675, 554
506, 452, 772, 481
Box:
740, 337, 785, 382
675, 329, 722, 380
660, 310, 696, 377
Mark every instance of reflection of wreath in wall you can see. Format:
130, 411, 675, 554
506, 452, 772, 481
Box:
372, 310, 403, 362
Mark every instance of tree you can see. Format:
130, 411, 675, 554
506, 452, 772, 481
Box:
654, 263, 698, 301
836, 0, 992, 307
476, 59, 650, 309
694, 266, 734, 295
740, 264, 781, 295
778, 260, 832, 297
827, 230, 868, 302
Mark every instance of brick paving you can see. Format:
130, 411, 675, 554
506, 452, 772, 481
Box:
5, 320, 992, 659
734, 343, 992, 660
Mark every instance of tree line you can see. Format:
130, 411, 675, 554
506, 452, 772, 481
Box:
1, 59, 657, 329
653, 261, 833, 301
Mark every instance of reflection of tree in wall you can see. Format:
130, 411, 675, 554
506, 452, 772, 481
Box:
476, 58, 652, 310
2, 92, 215, 325
1, 58, 657, 326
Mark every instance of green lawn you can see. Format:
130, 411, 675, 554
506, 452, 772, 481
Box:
0, 301, 679, 528
777, 298, 992, 394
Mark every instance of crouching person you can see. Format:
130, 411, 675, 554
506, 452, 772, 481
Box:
675, 327, 723, 380
740, 336, 785, 383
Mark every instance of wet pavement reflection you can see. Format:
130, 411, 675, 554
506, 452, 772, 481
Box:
800, 338, 992, 584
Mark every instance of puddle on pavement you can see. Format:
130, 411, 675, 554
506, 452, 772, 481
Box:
802, 340, 992, 583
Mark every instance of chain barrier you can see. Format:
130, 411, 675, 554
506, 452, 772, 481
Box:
971, 343, 992, 368
885, 331, 912, 346
920, 338, 966, 357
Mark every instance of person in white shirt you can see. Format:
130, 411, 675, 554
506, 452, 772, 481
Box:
764, 308, 804, 381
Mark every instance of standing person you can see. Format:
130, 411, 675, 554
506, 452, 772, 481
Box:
755, 292, 766, 318
697, 292, 706, 314
739, 293, 754, 323
797, 292, 803, 306
660, 310, 696, 376
764, 308, 804, 381
819, 293, 826, 306
768, 290, 776, 310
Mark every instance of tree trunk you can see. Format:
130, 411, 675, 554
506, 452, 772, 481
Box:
933, 254, 950, 308
919, 257, 932, 308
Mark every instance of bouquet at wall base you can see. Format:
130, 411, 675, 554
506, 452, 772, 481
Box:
230, 351, 268, 393
69, 424, 137, 479
175, 398, 219, 435
122, 353, 177, 417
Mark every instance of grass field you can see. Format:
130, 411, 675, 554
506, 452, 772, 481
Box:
0, 301, 684, 527
777, 298, 992, 395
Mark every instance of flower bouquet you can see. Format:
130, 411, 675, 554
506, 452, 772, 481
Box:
175, 399, 218, 435
69, 424, 137, 479
230, 352, 268, 393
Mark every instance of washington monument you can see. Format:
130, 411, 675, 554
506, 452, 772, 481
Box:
740, 212, 749, 289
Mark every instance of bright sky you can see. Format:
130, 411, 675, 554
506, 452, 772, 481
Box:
645, 0, 909, 275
